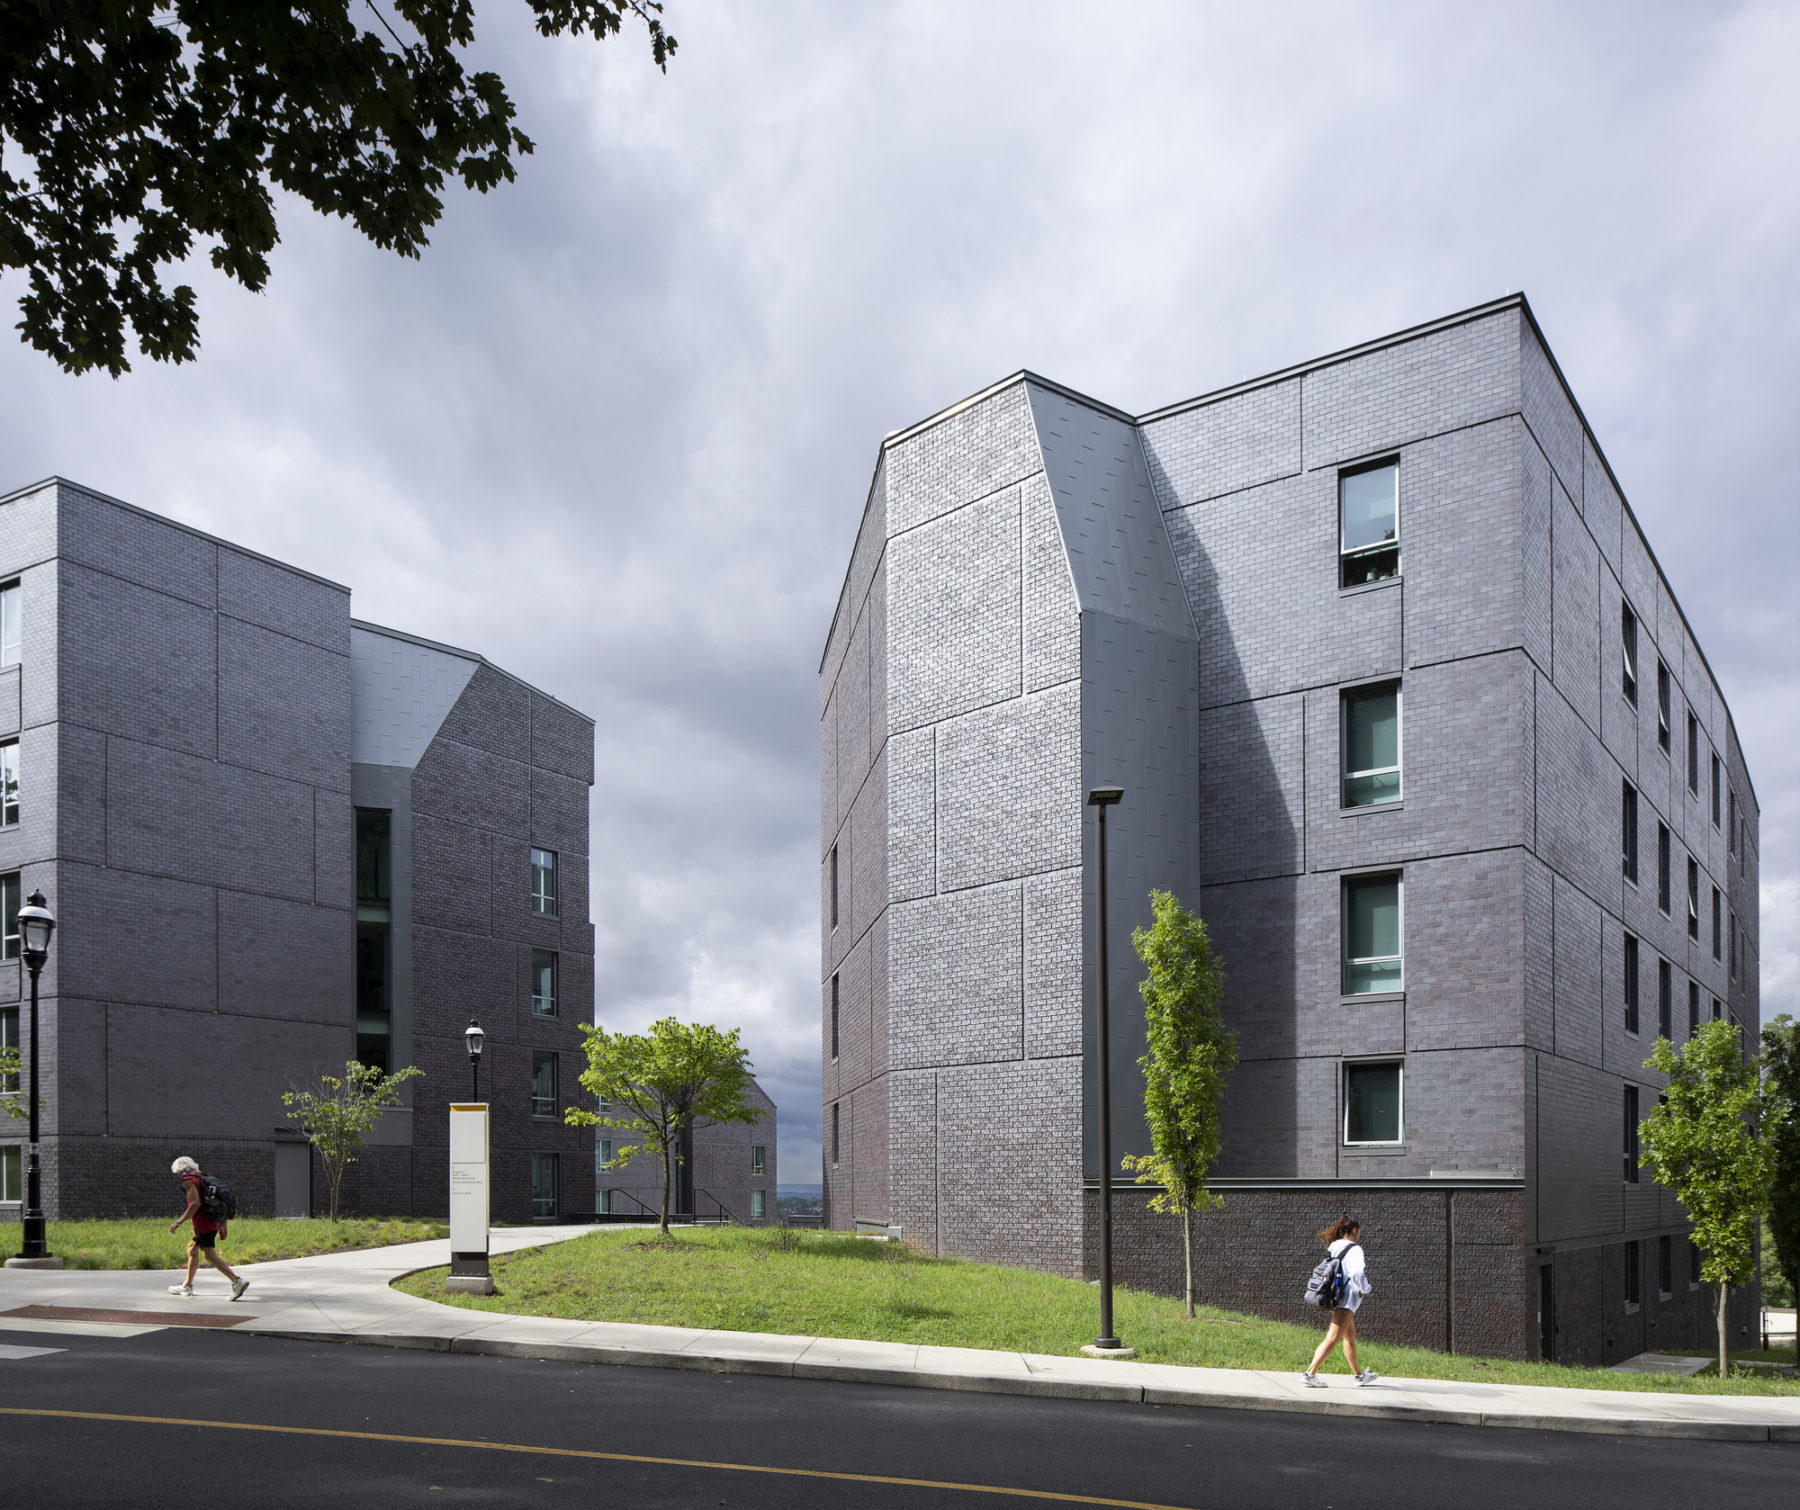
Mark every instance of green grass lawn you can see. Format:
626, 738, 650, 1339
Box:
394, 1226, 1797, 1397
42, 1216, 447, 1270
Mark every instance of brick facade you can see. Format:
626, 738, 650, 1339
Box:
0, 479, 595, 1226
820, 297, 1764, 1363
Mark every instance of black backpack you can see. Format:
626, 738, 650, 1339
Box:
198, 1175, 237, 1221
1303, 1247, 1347, 1308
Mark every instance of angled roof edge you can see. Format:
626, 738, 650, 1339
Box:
351, 618, 595, 728
0, 474, 351, 593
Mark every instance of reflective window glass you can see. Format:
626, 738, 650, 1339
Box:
1345, 1062, 1402, 1144
1343, 683, 1401, 806
1343, 875, 1402, 994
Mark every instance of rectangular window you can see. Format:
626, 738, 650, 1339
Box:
1622, 784, 1639, 884
1657, 958, 1672, 1041
831, 1102, 840, 1164
1689, 1237, 1703, 1288
1, 872, 18, 961
1656, 663, 1670, 753
0, 741, 16, 827
1687, 714, 1699, 794
530, 848, 558, 916
1711, 755, 1721, 827
1621, 603, 1638, 704
1339, 460, 1400, 586
1711, 888, 1721, 961
1656, 823, 1670, 911
1342, 874, 1402, 995
1622, 935, 1639, 1034
1658, 1235, 1673, 1298
1712, 996, 1722, 1021
1688, 980, 1700, 1036
1624, 1240, 1641, 1308
599, 1139, 612, 1167
751, 1145, 765, 1176
0, 582, 18, 669
830, 973, 840, 1060
750, 1189, 766, 1220
1728, 789, 1737, 851
829, 845, 839, 929
531, 1053, 557, 1119
531, 949, 558, 1016
0, 1004, 16, 1092
0, 1143, 19, 1203
531, 1153, 558, 1220
1729, 913, 1738, 980
1623, 1085, 1639, 1184
354, 809, 392, 1073
1686, 859, 1699, 940
1341, 682, 1401, 806
598, 1188, 613, 1215
1344, 1061, 1403, 1145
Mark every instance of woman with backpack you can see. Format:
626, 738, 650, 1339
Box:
167, 1156, 249, 1301
1301, 1215, 1376, 1387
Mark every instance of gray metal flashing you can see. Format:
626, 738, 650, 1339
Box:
0, 475, 352, 594
350, 618, 594, 727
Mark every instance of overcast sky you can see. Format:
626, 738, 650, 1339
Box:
5, 2, 1796, 1182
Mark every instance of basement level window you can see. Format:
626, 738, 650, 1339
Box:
1339, 461, 1399, 587
750, 1189, 766, 1220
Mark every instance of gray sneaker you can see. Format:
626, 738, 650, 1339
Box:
1355, 1369, 1379, 1386
1300, 1371, 1324, 1387
230, 1278, 251, 1302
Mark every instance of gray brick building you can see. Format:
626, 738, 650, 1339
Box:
818, 296, 1762, 1364
594, 1076, 779, 1225
0, 478, 594, 1226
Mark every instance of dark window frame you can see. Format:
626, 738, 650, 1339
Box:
1711, 887, 1722, 962
1623, 1085, 1640, 1185
1686, 858, 1700, 941
1624, 1239, 1642, 1309
1687, 713, 1700, 794
531, 949, 559, 1016
831, 1101, 840, 1165
1622, 784, 1639, 884
1621, 603, 1639, 705
1656, 662, 1671, 754
1655, 822, 1669, 910
1343, 1058, 1405, 1147
829, 845, 839, 930
530, 1052, 558, 1119
1338, 457, 1401, 588
530, 847, 559, 917
830, 973, 840, 1060
1711, 755, 1721, 827
1623, 935, 1640, 1035
1657, 958, 1672, 1041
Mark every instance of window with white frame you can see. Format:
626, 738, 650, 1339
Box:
1341, 681, 1401, 807
1342, 874, 1402, 995
1, 1143, 20, 1202
598, 1188, 613, 1215
530, 848, 558, 916
751, 1145, 765, 1176
1343, 1060, 1402, 1145
0, 582, 18, 669
1, 872, 17, 961
1339, 461, 1400, 587
750, 1189, 766, 1220
1621, 603, 1639, 705
1, 1003, 16, 1092
0, 741, 16, 827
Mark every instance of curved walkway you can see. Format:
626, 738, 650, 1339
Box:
3, 1228, 1795, 1443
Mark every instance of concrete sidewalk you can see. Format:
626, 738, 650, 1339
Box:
3, 1227, 1795, 1444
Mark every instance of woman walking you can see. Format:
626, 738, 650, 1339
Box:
1302, 1215, 1376, 1386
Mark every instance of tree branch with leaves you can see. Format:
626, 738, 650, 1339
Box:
1121, 889, 1235, 1319
1639, 1019, 1784, 1378
1760, 1013, 1800, 1315
566, 1017, 764, 1236
0, 1, 675, 375
281, 1059, 422, 1220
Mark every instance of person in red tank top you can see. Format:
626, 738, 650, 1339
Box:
167, 1156, 249, 1300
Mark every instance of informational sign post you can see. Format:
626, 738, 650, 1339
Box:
446, 1103, 494, 1294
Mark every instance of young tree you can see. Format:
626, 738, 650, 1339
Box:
0, 1043, 23, 1120
281, 1060, 422, 1221
0, 2, 676, 375
566, 1017, 763, 1236
1760, 1014, 1800, 1317
1640, 1019, 1784, 1377
1119, 889, 1235, 1318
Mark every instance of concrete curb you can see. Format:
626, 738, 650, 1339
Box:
233, 1327, 1799, 1442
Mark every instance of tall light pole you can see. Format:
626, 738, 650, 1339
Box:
1086, 786, 1128, 1355
465, 1019, 485, 1103
10, 891, 57, 1267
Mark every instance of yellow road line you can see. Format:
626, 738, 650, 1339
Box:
0, 1407, 1192, 1509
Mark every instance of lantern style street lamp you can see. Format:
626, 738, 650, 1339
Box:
465, 1018, 485, 1102
9, 891, 57, 1267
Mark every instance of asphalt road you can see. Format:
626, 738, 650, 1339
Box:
0, 1326, 1789, 1508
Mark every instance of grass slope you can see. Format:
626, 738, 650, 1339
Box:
396, 1226, 1797, 1397
43, 1216, 447, 1270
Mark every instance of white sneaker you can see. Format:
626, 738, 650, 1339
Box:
167, 1284, 193, 1296
230, 1278, 250, 1302
1301, 1371, 1324, 1387
1355, 1369, 1379, 1386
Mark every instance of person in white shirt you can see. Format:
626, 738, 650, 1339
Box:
1302, 1215, 1378, 1386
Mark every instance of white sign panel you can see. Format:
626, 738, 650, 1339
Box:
448, 1103, 490, 1254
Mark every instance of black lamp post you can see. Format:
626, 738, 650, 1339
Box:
1087, 787, 1126, 1353
465, 1019, 485, 1102
13, 890, 56, 1264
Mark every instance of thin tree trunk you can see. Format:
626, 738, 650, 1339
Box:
1182, 1206, 1195, 1319
1717, 1280, 1729, 1379
660, 1141, 672, 1236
